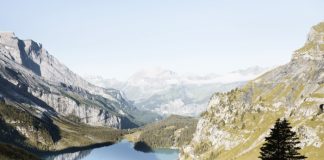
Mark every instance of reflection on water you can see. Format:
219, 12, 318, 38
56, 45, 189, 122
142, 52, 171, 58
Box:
46, 150, 92, 160
44, 140, 179, 160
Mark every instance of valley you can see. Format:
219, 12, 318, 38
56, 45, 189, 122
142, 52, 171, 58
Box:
0, 32, 198, 159
0, 32, 156, 158
0, 2, 323, 160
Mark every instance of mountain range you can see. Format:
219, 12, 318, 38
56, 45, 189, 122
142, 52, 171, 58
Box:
1, 20, 323, 160
85, 67, 267, 116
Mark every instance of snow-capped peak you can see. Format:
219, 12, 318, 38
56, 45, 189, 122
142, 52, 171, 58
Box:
129, 67, 177, 80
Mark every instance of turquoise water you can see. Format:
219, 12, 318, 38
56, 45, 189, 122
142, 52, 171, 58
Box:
45, 140, 179, 160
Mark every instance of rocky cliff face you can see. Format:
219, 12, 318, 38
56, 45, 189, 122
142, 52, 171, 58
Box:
180, 22, 324, 160
0, 32, 141, 129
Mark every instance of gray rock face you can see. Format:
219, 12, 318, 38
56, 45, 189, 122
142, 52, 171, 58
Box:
0, 32, 139, 129
293, 22, 324, 61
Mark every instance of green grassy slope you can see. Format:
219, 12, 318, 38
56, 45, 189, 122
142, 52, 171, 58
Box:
125, 115, 198, 149
0, 102, 126, 155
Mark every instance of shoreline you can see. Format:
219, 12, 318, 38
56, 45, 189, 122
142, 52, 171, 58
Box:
40, 139, 180, 158
35, 141, 115, 158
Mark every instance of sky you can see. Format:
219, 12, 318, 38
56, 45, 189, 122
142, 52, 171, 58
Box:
0, 0, 323, 80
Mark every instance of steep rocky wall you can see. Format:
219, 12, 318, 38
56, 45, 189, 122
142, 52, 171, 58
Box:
0, 32, 140, 129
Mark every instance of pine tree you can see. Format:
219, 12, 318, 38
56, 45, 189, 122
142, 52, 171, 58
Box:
259, 118, 307, 160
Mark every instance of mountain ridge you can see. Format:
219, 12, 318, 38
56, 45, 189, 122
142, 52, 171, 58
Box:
180, 22, 324, 160
0, 32, 162, 153
0, 32, 144, 128
85, 67, 267, 116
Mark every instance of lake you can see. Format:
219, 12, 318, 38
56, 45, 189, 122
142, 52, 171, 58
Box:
44, 140, 179, 160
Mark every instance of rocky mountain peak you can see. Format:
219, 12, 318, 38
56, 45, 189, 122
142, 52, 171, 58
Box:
0, 32, 16, 39
0, 32, 40, 48
0, 32, 19, 50
0, 32, 88, 88
293, 22, 324, 60
0, 32, 45, 76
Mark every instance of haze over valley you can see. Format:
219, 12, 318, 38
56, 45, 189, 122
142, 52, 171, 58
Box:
85, 67, 267, 116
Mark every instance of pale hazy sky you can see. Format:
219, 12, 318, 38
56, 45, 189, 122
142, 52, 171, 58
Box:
0, 0, 323, 80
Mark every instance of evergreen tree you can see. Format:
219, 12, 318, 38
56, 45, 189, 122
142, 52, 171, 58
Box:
259, 118, 307, 160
